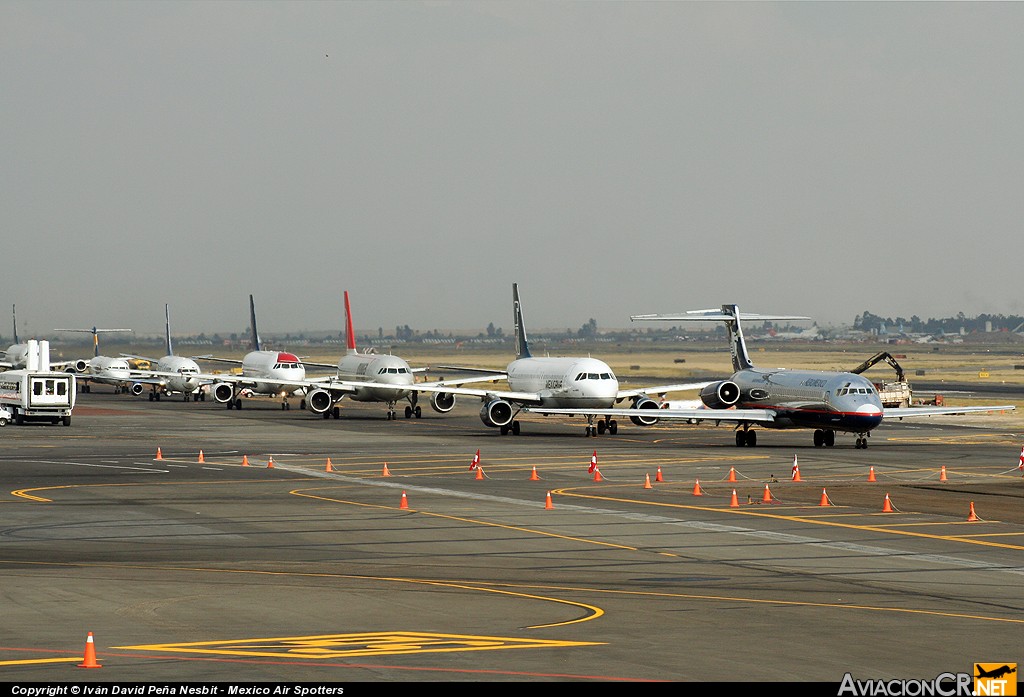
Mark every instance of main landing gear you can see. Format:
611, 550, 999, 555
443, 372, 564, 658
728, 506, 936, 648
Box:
812, 429, 836, 447
735, 427, 756, 447
587, 415, 618, 437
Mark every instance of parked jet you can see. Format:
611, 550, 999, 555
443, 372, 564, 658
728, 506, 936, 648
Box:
528, 304, 1015, 448
195, 295, 306, 410
52, 326, 134, 393
421, 283, 710, 436
122, 305, 208, 402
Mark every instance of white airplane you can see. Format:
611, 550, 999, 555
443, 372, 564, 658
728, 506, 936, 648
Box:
301, 291, 479, 420
197, 294, 307, 410
528, 304, 1016, 448
419, 283, 710, 436
122, 305, 209, 402
52, 326, 134, 393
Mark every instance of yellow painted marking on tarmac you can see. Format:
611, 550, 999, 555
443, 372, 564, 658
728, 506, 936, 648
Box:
5, 558, 1022, 628
9, 478, 316, 503
117, 632, 600, 659
0, 657, 83, 666
555, 488, 1024, 551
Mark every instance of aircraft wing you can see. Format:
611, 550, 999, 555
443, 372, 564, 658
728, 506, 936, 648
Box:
525, 406, 777, 424
616, 381, 713, 400
882, 405, 1016, 419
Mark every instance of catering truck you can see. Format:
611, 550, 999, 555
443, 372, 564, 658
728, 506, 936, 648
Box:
0, 340, 76, 426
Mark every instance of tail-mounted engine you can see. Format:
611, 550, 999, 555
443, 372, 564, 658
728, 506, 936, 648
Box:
629, 395, 661, 426
479, 398, 514, 428
430, 391, 456, 413
699, 381, 741, 409
306, 388, 334, 414
212, 383, 235, 404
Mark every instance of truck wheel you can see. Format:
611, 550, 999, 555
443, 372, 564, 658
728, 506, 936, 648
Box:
15, 412, 23, 425
0, 418, 7, 427
62, 416, 71, 426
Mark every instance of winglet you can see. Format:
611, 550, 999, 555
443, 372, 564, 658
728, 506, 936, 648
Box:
344, 291, 357, 355
249, 294, 262, 352
512, 283, 532, 359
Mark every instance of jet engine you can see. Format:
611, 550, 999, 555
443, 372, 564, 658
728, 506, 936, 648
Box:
212, 383, 235, 404
479, 398, 514, 428
67, 359, 89, 374
306, 388, 334, 414
699, 381, 741, 409
628, 395, 662, 426
430, 391, 456, 414
130, 382, 145, 396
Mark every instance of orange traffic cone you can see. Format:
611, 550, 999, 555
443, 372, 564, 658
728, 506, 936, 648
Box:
729, 489, 739, 507
791, 455, 801, 482
762, 484, 773, 503
325, 458, 333, 472
198, 450, 205, 463
967, 502, 979, 522
382, 462, 392, 477
77, 632, 101, 669
819, 488, 830, 506
545, 491, 554, 509
939, 465, 948, 482
882, 493, 893, 512
399, 491, 409, 509
867, 466, 876, 482
155, 447, 163, 461
728, 467, 737, 482
655, 467, 664, 483
529, 466, 540, 481
475, 466, 484, 480
692, 479, 703, 496
593, 468, 604, 482
241, 455, 249, 467
644, 473, 652, 489
266, 456, 274, 468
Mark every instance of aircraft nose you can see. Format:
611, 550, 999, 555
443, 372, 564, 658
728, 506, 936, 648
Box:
857, 403, 883, 416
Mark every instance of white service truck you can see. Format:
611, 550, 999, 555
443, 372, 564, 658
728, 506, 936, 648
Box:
0, 339, 77, 425
0, 370, 76, 425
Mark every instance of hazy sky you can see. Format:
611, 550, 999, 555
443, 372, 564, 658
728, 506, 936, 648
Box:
3, 1, 1023, 338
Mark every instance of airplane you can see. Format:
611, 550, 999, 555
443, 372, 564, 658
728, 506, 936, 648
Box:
975, 665, 1016, 680
194, 294, 307, 410
526, 304, 1015, 448
300, 291, 484, 420
52, 326, 134, 393
122, 305, 209, 402
415, 283, 711, 436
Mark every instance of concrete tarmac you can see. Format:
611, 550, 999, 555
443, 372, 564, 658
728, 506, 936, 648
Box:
1, 390, 1022, 683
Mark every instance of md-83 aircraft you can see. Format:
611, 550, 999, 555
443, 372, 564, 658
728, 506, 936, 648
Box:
528, 304, 1015, 448
122, 305, 209, 402
195, 294, 306, 410
421, 283, 710, 436
53, 326, 134, 393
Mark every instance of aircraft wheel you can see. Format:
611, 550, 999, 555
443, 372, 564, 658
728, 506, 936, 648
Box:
500, 425, 510, 435
415, 406, 422, 418
813, 430, 824, 447
512, 420, 520, 435
825, 430, 835, 447
227, 401, 233, 409
149, 393, 155, 402
405, 406, 412, 418
597, 421, 606, 435
323, 411, 331, 420
281, 402, 287, 411
235, 399, 243, 409
332, 406, 340, 419
609, 420, 618, 435
735, 430, 745, 447
300, 399, 306, 409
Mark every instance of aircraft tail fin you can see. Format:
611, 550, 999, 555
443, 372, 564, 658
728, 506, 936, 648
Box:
249, 294, 262, 352
344, 291, 357, 355
512, 283, 532, 359
164, 304, 174, 356
631, 306, 811, 372
12, 304, 18, 345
